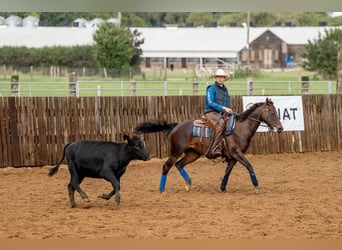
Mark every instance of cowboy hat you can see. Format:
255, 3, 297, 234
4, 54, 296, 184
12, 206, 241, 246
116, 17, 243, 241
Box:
214, 69, 228, 80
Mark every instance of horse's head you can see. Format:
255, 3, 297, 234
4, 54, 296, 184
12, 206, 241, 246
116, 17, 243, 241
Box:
259, 98, 283, 133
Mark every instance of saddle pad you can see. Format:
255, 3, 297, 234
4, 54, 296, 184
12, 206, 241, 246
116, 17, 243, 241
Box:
192, 125, 211, 138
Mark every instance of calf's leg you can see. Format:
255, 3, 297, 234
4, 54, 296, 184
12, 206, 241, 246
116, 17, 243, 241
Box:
74, 175, 89, 201
68, 175, 88, 208
68, 183, 77, 208
99, 170, 121, 205
67, 161, 90, 207
99, 190, 115, 200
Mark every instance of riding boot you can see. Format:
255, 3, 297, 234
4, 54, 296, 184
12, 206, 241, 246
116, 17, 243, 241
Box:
205, 117, 226, 159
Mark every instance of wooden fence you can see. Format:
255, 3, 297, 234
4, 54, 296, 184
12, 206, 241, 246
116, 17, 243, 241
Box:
0, 94, 341, 168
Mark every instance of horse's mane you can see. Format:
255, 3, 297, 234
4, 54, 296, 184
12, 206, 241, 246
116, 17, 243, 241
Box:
236, 102, 264, 122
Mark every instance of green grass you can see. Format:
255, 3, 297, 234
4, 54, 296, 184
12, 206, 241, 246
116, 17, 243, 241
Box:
0, 69, 337, 96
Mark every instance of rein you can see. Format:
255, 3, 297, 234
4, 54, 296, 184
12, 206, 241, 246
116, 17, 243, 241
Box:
247, 117, 270, 128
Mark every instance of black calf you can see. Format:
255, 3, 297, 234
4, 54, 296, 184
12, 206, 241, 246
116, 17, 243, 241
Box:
48, 135, 149, 207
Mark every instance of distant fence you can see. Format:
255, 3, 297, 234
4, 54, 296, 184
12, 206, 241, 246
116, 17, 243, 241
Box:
0, 94, 341, 168
0, 79, 337, 97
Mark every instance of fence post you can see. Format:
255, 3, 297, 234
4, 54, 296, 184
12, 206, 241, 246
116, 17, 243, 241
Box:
164, 81, 168, 96
328, 82, 332, 94
30, 66, 34, 80
11, 75, 19, 96
3, 64, 7, 79
301, 76, 309, 94
97, 85, 101, 96
130, 79, 136, 96
247, 77, 253, 95
288, 81, 292, 94
121, 81, 124, 97
337, 40, 342, 94
69, 72, 78, 96
193, 77, 198, 96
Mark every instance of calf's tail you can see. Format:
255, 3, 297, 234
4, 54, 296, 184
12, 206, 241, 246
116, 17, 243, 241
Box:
48, 143, 71, 177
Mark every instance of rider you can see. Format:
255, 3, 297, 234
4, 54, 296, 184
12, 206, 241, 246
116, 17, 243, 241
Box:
204, 69, 236, 159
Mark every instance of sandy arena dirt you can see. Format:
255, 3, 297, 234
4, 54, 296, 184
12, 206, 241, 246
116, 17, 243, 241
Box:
0, 151, 341, 239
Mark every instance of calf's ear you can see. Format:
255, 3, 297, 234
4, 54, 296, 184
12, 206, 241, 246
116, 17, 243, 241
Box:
123, 134, 130, 143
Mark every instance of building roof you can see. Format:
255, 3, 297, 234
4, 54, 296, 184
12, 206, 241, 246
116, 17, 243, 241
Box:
0, 26, 95, 47
0, 26, 341, 58
136, 27, 267, 58
124, 26, 342, 57
265, 26, 336, 44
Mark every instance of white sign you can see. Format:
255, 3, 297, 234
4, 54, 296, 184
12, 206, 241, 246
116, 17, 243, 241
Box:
242, 96, 304, 132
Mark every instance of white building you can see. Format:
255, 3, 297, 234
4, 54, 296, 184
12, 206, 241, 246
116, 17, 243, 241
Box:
0, 25, 340, 70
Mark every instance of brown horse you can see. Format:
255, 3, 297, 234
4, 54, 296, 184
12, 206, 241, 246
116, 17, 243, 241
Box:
135, 98, 283, 194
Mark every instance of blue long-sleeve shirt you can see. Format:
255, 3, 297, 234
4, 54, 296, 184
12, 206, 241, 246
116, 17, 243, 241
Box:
204, 82, 230, 114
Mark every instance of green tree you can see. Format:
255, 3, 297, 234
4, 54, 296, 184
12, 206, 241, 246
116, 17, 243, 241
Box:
122, 13, 147, 27
92, 23, 143, 71
129, 29, 145, 70
186, 12, 214, 27
301, 28, 342, 79
164, 12, 187, 26
136, 12, 165, 27
296, 12, 327, 26
217, 13, 245, 27
252, 12, 277, 26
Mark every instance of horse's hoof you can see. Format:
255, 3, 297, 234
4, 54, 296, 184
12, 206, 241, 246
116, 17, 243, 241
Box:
115, 194, 121, 205
184, 185, 191, 192
255, 187, 259, 194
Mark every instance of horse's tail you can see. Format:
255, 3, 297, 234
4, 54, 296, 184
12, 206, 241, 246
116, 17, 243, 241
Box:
48, 143, 72, 177
135, 120, 178, 134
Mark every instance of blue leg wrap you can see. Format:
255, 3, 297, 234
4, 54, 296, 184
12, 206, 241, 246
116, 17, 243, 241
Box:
179, 168, 191, 185
220, 175, 229, 192
250, 172, 259, 187
159, 174, 167, 192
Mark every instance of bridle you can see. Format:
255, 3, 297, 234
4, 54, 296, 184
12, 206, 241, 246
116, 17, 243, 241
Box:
246, 105, 273, 130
